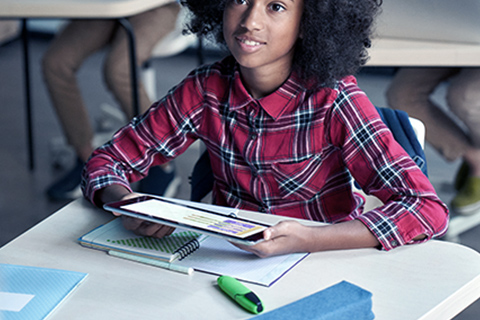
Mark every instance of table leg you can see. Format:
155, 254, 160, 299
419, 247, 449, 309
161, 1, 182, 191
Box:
197, 37, 204, 66
21, 19, 34, 171
117, 18, 140, 117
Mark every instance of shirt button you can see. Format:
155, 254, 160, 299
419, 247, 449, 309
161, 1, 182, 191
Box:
250, 134, 257, 140
258, 206, 267, 213
391, 240, 398, 247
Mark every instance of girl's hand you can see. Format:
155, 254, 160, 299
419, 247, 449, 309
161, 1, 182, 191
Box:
233, 220, 312, 258
109, 192, 142, 217
234, 219, 380, 257
121, 215, 176, 239
117, 192, 176, 238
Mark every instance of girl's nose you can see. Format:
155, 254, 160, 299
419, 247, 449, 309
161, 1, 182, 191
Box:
240, 4, 264, 31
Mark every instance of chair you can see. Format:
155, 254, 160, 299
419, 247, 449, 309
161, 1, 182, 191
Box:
0, 20, 20, 46
142, 7, 200, 101
409, 118, 425, 149
189, 107, 427, 210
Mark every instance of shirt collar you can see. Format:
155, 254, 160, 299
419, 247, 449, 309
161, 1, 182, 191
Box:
228, 63, 307, 121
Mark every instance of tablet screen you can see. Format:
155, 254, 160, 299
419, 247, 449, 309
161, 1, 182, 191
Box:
121, 198, 267, 239
104, 196, 268, 244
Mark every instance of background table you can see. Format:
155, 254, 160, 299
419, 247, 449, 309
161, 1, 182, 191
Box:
1, 198, 480, 319
368, 37, 480, 67
0, 0, 173, 170
0, 0, 172, 18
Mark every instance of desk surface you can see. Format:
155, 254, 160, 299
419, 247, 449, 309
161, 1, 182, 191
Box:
0, 0, 172, 18
367, 37, 480, 67
1, 199, 480, 319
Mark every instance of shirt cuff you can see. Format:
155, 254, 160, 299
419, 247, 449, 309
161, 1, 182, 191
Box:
357, 210, 406, 251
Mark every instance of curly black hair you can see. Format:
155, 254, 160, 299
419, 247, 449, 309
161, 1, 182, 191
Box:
181, 0, 382, 87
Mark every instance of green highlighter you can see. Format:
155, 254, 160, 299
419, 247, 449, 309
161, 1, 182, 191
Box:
217, 275, 264, 314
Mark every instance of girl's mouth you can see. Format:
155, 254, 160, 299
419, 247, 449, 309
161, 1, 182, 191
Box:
239, 38, 262, 46
235, 36, 266, 47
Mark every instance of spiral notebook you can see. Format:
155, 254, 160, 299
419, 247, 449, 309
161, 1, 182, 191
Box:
79, 218, 308, 286
79, 218, 206, 263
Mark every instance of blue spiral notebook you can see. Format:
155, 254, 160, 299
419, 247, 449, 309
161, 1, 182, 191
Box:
0, 264, 88, 320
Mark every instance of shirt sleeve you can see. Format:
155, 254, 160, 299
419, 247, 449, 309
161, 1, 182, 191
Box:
327, 80, 449, 251
81, 68, 206, 206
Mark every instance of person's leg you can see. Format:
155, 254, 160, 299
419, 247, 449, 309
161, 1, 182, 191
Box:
103, 3, 181, 117
447, 68, 480, 214
448, 68, 480, 153
43, 19, 117, 161
42, 20, 117, 200
386, 67, 470, 162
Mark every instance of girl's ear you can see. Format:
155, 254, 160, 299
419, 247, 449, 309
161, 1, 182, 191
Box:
297, 28, 304, 40
298, 22, 305, 39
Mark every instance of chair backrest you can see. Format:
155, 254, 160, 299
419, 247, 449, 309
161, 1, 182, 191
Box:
189, 107, 427, 202
409, 117, 425, 149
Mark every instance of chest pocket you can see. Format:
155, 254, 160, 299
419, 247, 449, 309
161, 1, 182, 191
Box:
271, 154, 326, 201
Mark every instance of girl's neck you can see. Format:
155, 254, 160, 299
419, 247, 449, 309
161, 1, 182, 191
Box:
239, 61, 292, 99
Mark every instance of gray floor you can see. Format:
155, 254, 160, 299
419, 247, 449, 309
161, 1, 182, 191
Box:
1, 35, 479, 319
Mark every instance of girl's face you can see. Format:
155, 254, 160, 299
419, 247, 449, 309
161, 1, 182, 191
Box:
223, 0, 303, 76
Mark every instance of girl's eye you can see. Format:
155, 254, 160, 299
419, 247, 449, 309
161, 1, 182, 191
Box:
270, 3, 286, 12
233, 0, 247, 5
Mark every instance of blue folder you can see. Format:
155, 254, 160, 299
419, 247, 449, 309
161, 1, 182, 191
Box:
0, 263, 87, 320
252, 281, 374, 320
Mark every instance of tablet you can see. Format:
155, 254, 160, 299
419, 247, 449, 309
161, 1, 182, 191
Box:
103, 196, 268, 245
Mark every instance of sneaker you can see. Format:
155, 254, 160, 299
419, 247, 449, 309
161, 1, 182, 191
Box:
46, 158, 84, 201
454, 161, 470, 191
451, 176, 480, 215
138, 164, 181, 198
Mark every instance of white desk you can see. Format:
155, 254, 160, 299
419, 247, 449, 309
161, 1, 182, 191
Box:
1, 198, 480, 319
0, 0, 170, 18
368, 37, 480, 67
0, 0, 172, 170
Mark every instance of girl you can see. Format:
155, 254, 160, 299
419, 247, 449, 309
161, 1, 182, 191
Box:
82, 0, 448, 257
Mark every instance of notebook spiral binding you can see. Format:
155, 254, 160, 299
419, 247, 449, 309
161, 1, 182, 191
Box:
173, 238, 201, 260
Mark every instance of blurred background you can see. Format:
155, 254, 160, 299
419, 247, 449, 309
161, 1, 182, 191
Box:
1, 9, 480, 319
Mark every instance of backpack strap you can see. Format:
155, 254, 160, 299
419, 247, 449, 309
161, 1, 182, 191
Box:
375, 107, 428, 177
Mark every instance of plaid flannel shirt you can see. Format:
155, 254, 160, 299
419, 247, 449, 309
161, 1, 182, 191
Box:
82, 56, 448, 250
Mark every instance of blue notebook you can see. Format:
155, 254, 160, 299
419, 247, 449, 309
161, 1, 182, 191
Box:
0, 264, 88, 320
252, 281, 374, 319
